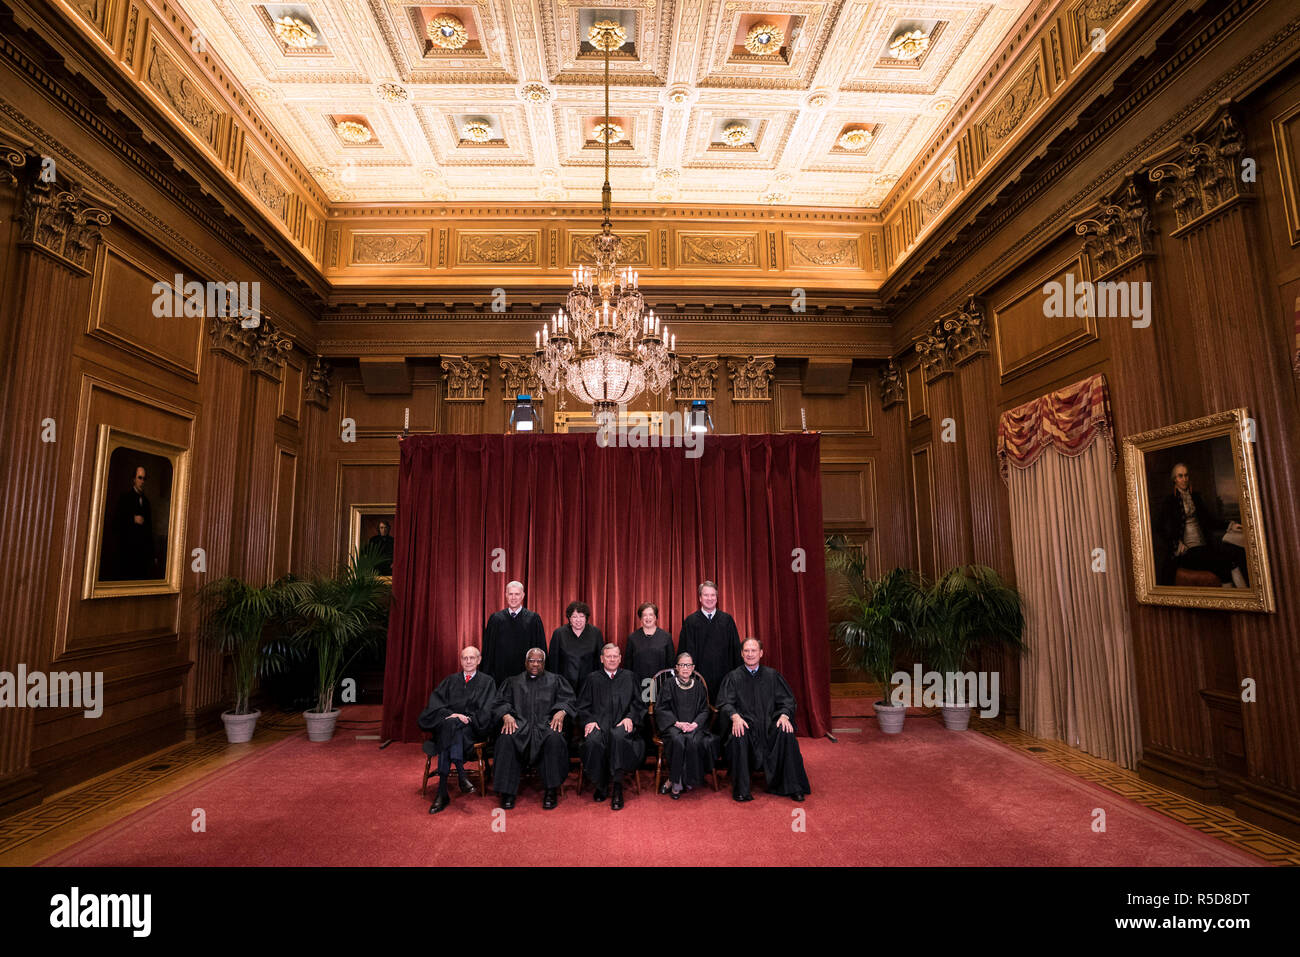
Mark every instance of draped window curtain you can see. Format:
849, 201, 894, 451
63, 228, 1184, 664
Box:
380, 433, 832, 743
998, 374, 1142, 768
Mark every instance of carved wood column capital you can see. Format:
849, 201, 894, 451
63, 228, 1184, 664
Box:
941, 296, 991, 366
879, 358, 906, 409
914, 326, 954, 384
498, 355, 542, 398
15, 168, 112, 274
1074, 174, 1157, 278
673, 355, 719, 401
305, 357, 333, 409
1149, 101, 1251, 235
440, 355, 490, 401
727, 356, 776, 402
207, 316, 257, 363
249, 322, 295, 381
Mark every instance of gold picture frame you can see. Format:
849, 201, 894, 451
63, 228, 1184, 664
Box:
349, 503, 396, 582
83, 425, 190, 598
1123, 409, 1274, 612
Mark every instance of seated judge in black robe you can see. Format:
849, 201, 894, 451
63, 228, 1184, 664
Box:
576, 644, 646, 809
717, 638, 810, 803
655, 653, 717, 797
417, 646, 499, 813
678, 581, 742, 698
492, 647, 576, 810
482, 580, 548, 684
550, 601, 602, 696
626, 602, 674, 688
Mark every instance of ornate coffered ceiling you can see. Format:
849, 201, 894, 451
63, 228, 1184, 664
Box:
170, 0, 1033, 208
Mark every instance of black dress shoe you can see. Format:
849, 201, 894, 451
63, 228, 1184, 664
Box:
593, 787, 607, 802
610, 785, 624, 811
791, 792, 805, 802
500, 793, 515, 810
430, 791, 450, 814
733, 792, 754, 802
659, 780, 672, 795
458, 775, 475, 795
670, 789, 681, 801
542, 788, 558, 810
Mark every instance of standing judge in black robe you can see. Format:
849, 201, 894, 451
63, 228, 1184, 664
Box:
492, 647, 575, 810
677, 581, 741, 697
576, 644, 646, 810
418, 646, 499, 814
717, 638, 810, 803
655, 653, 716, 798
482, 580, 547, 685
626, 602, 674, 687
550, 600, 602, 696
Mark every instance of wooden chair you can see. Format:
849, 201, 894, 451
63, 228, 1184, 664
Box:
421, 736, 490, 797
649, 669, 720, 794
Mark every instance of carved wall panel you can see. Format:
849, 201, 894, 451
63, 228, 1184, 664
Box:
991, 252, 1098, 381
142, 29, 224, 155
349, 231, 429, 266
455, 231, 540, 266
569, 231, 650, 266
785, 235, 862, 268
678, 232, 759, 268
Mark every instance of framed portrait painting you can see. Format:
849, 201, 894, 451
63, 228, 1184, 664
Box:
349, 504, 396, 581
83, 425, 190, 598
1123, 409, 1273, 612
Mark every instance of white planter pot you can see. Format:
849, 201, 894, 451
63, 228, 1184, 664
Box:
940, 704, 972, 731
874, 701, 907, 734
304, 709, 340, 742
221, 709, 260, 744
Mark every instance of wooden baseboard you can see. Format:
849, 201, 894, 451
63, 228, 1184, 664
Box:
1232, 778, 1300, 842
1137, 745, 1224, 804
0, 769, 42, 821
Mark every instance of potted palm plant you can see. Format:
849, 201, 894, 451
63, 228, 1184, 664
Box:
197, 577, 292, 743
913, 565, 1025, 731
827, 539, 921, 734
279, 547, 390, 742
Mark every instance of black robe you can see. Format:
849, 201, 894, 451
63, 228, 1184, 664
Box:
576, 668, 646, 787
367, 533, 394, 576
417, 670, 499, 769
492, 670, 575, 794
716, 665, 811, 797
655, 677, 716, 788
550, 624, 602, 695
482, 608, 547, 685
626, 628, 674, 685
111, 488, 155, 580
678, 610, 741, 697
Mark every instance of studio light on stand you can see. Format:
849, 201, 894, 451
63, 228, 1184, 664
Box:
509, 394, 542, 433
688, 399, 713, 434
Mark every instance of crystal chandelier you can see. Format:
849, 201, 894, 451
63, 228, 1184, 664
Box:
531, 21, 677, 425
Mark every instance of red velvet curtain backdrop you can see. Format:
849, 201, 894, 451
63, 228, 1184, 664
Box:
381, 432, 831, 741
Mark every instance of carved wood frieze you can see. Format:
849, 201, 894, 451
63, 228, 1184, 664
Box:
570, 232, 649, 266
305, 356, 333, 409
727, 356, 775, 402
441, 355, 490, 401
1149, 103, 1250, 234
673, 355, 719, 401
241, 150, 288, 220
499, 355, 541, 398
145, 41, 222, 152
457, 233, 538, 265
680, 234, 757, 266
879, 358, 906, 409
350, 232, 427, 265
1074, 174, 1156, 276
787, 237, 860, 267
16, 173, 112, 274
982, 58, 1045, 152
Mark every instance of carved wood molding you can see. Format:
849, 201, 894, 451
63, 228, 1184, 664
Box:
498, 354, 541, 398
207, 316, 257, 363
440, 355, 490, 401
15, 165, 112, 274
1074, 173, 1157, 278
673, 355, 719, 401
0, 137, 27, 187
305, 356, 333, 409
879, 358, 906, 409
1149, 101, 1251, 235
727, 355, 775, 402
914, 326, 954, 384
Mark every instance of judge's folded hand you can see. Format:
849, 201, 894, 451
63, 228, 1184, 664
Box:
618, 718, 634, 733
584, 721, 599, 737
549, 711, 565, 732
501, 714, 518, 735
450, 713, 470, 724
731, 714, 749, 737
776, 714, 794, 734
684, 721, 698, 732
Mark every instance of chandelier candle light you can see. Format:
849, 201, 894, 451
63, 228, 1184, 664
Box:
531, 20, 678, 425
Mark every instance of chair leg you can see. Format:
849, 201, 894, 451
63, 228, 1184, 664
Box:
654, 748, 662, 794
422, 755, 432, 796
474, 743, 489, 797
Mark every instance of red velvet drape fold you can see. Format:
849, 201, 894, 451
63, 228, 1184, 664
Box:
380, 432, 831, 740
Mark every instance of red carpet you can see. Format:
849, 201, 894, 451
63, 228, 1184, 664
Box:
41, 715, 1262, 867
